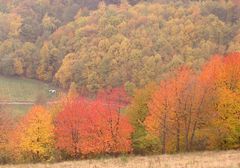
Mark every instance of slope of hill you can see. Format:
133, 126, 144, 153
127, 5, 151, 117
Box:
3, 150, 240, 168
1, 0, 240, 93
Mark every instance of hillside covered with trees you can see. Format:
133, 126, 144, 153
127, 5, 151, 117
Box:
0, 0, 240, 93
0, 0, 239, 165
0, 52, 239, 163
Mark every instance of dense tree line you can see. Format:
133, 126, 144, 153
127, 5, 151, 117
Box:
0, 0, 239, 164
0, 52, 239, 163
127, 52, 240, 154
0, 0, 240, 93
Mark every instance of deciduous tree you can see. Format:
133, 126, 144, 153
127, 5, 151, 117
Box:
55, 94, 133, 158
10, 106, 54, 162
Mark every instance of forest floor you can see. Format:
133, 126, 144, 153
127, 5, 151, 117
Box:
2, 150, 240, 168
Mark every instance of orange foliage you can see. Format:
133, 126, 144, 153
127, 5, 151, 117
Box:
55, 95, 133, 158
9, 106, 54, 161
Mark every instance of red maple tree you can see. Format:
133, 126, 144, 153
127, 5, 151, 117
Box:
55, 94, 133, 158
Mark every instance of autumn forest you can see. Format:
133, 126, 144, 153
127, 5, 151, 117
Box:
0, 0, 239, 165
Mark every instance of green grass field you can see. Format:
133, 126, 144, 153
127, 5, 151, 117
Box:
0, 75, 54, 101
0, 75, 56, 116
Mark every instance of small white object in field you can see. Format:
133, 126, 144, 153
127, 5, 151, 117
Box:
49, 89, 56, 94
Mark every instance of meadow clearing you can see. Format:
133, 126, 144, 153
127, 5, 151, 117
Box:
0, 76, 55, 115
2, 150, 240, 168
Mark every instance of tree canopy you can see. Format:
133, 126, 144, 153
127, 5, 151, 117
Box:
0, 0, 239, 93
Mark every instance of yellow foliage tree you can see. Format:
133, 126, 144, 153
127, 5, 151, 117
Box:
214, 54, 240, 149
8, 14, 22, 38
14, 58, 24, 75
67, 82, 79, 99
11, 106, 54, 162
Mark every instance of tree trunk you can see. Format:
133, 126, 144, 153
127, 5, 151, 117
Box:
190, 120, 197, 150
176, 121, 180, 152
162, 112, 167, 154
